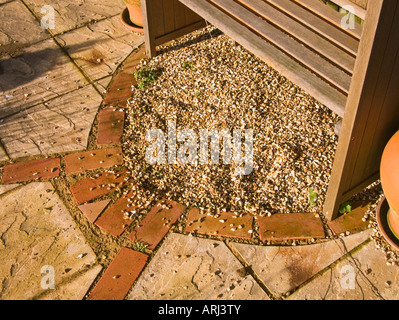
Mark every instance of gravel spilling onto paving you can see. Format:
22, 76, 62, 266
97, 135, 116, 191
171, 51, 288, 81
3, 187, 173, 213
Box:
122, 26, 340, 217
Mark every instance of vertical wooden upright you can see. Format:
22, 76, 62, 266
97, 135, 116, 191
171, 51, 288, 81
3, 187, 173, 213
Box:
324, 0, 399, 220
140, 0, 206, 58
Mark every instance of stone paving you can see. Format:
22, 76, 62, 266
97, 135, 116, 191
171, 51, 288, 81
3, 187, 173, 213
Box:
0, 0, 398, 301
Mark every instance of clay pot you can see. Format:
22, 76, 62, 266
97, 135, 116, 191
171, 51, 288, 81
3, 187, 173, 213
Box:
380, 130, 399, 238
125, 0, 143, 27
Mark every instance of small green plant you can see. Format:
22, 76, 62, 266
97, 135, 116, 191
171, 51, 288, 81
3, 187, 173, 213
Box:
308, 188, 318, 207
339, 201, 352, 214
181, 61, 196, 70
135, 241, 148, 253
134, 66, 158, 89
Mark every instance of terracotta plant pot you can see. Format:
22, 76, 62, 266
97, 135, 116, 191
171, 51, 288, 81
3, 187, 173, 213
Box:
380, 130, 399, 238
124, 0, 143, 27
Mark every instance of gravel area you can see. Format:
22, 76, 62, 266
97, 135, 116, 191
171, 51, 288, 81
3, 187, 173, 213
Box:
122, 26, 340, 217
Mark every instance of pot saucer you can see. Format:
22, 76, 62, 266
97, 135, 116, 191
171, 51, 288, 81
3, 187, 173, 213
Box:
376, 196, 399, 252
120, 7, 144, 34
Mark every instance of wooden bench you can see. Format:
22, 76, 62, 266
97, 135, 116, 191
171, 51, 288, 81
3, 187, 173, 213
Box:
142, 0, 364, 116
140, 0, 399, 220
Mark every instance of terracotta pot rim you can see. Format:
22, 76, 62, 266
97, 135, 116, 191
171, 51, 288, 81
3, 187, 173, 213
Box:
120, 7, 144, 34
376, 196, 399, 252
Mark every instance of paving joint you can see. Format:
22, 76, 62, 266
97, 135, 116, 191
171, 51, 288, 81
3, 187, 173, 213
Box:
224, 240, 278, 300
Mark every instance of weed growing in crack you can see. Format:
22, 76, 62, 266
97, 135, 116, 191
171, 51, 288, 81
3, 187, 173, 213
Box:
308, 188, 318, 207
135, 66, 158, 89
135, 241, 148, 253
339, 201, 352, 214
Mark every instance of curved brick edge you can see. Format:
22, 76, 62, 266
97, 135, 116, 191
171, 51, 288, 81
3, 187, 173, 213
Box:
0, 44, 373, 300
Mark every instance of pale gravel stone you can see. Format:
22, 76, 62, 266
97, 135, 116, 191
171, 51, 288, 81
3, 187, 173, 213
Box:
56, 15, 144, 83
127, 233, 270, 300
0, 39, 88, 119
0, 1, 49, 46
23, 0, 126, 35
288, 241, 398, 300
0, 182, 100, 300
0, 85, 102, 158
230, 230, 372, 297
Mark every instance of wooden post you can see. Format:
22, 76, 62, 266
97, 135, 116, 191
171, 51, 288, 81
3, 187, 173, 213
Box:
141, 0, 157, 58
324, 0, 399, 220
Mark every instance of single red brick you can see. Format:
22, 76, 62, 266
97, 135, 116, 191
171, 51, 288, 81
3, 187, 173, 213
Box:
257, 213, 325, 241
103, 72, 136, 107
327, 200, 370, 235
185, 208, 253, 239
79, 199, 111, 223
70, 167, 129, 205
1, 158, 60, 184
97, 107, 125, 146
95, 189, 139, 237
121, 46, 146, 74
128, 199, 186, 250
87, 247, 148, 300
64, 147, 123, 175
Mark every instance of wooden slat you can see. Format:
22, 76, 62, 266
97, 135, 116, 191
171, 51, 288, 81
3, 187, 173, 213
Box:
152, 0, 166, 39
238, 0, 356, 74
266, 0, 359, 56
154, 20, 207, 45
179, 0, 347, 116
210, 0, 351, 93
174, 0, 189, 29
294, 0, 363, 39
163, 0, 176, 34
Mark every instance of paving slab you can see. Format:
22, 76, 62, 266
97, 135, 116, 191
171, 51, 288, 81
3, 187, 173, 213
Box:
0, 39, 88, 119
95, 76, 113, 96
56, 15, 143, 83
0, 85, 102, 159
127, 233, 270, 300
23, 0, 126, 35
230, 230, 372, 297
0, 183, 20, 195
0, 145, 8, 162
0, 182, 101, 300
43, 265, 102, 300
289, 241, 399, 300
0, 1, 49, 46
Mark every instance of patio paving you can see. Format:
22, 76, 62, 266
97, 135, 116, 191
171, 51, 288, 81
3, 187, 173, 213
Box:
0, 182, 101, 300
0, 0, 398, 302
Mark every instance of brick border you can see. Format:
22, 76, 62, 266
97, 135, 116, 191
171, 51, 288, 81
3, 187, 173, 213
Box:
0, 44, 372, 300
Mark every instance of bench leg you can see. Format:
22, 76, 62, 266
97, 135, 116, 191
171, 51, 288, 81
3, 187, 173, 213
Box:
141, 0, 157, 58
